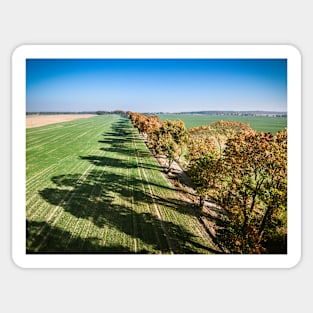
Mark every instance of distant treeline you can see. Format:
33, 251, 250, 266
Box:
26, 112, 95, 115
26, 110, 287, 117
149, 111, 287, 117
26, 110, 129, 116
95, 110, 129, 116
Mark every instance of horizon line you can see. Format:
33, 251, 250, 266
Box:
26, 109, 288, 114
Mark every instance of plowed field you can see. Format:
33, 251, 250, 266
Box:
26, 114, 96, 128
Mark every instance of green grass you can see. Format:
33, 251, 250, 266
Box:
157, 114, 287, 133
26, 114, 216, 254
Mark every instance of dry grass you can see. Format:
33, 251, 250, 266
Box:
26, 114, 96, 128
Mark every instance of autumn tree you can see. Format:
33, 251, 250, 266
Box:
186, 119, 287, 253
148, 119, 187, 172
163, 120, 188, 161
197, 129, 287, 253
129, 113, 163, 138
144, 115, 163, 146
129, 112, 141, 129
189, 121, 253, 158
187, 121, 254, 207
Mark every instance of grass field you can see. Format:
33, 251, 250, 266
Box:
157, 114, 287, 133
26, 114, 216, 254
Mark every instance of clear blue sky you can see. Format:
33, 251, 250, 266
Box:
26, 59, 287, 113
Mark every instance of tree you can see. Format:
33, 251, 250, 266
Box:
186, 121, 287, 253
205, 130, 287, 253
148, 119, 187, 172
163, 119, 188, 161
187, 121, 254, 208
189, 121, 253, 158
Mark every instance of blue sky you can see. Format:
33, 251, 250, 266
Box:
26, 59, 287, 113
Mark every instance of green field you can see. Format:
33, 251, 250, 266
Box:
157, 114, 287, 133
26, 114, 216, 254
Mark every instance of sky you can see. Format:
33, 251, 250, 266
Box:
26, 59, 287, 113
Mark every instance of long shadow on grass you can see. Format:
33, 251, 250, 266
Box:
38, 170, 217, 254
50, 171, 195, 217
92, 118, 160, 171
101, 117, 137, 142
26, 220, 144, 254
80, 155, 160, 172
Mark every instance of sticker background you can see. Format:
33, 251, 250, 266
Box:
1, 1, 311, 313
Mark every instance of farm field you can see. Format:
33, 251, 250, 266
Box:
26, 114, 96, 128
26, 114, 216, 254
157, 114, 287, 133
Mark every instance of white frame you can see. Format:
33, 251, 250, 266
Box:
12, 45, 301, 268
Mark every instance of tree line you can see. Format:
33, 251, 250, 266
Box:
128, 112, 287, 254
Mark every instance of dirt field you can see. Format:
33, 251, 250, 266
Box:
26, 114, 96, 128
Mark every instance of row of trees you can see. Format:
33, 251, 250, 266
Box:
129, 113, 287, 254
129, 112, 187, 172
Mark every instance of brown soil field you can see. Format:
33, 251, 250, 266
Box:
26, 114, 97, 128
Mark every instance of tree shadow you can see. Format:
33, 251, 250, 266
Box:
38, 169, 216, 253
79, 155, 160, 172
93, 118, 161, 171
26, 220, 144, 254
80, 155, 137, 169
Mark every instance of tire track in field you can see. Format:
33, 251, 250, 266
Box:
100, 226, 109, 247
128, 155, 138, 253
133, 139, 173, 254
132, 143, 162, 251
115, 153, 138, 253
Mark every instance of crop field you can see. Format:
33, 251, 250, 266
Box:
158, 114, 287, 133
26, 114, 216, 254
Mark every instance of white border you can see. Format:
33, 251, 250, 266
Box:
12, 45, 301, 268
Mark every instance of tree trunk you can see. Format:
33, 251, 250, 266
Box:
199, 195, 204, 208
199, 195, 206, 209
258, 206, 273, 239
243, 191, 257, 232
